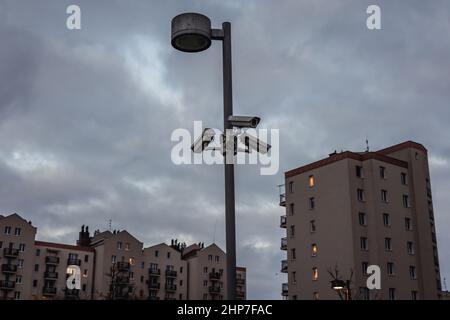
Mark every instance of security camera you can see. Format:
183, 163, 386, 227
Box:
191, 128, 216, 153
228, 116, 261, 128
239, 133, 271, 154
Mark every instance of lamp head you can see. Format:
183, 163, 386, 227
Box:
171, 13, 212, 52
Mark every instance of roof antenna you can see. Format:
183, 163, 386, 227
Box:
108, 219, 112, 231
365, 137, 370, 152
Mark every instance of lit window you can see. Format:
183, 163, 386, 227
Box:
129, 257, 135, 265
309, 175, 315, 188
312, 267, 318, 281
383, 213, 391, 227
311, 244, 318, 257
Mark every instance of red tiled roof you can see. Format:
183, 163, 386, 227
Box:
35, 240, 95, 252
284, 141, 424, 179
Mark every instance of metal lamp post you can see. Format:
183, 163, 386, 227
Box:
171, 12, 237, 300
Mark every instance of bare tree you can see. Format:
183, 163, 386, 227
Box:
327, 264, 354, 300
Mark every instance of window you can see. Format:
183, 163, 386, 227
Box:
155, 250, 159, 257
360, 287, 370, 300
14, 291, 21, 300
4, 226, 11, 235
16, 275, 22, 284
381, 190, 388, 203
292, 271, 297, 284
203, 267, 208, 273
290, 248, 296, 260
179, 280, 183, 286
379, 166, 386, 179
82, 284, 87, 292
289, 225, 295, 238
313, 292, 319, 300
208, 254, 213, 261
85, 255, 89, 262
357, 189, 365, 202
33, 280, 38, 287
411, 291, 418, 300
309, 175, 315, 187
289, 203, 295, 216
387, 262, 395, 276
34, 264, 39, 272
356, 165, 364, 178
167, 252, 171, 259
19, 243, 25, 252
311, 244, 318, 257
129, 272, 134, 280
288, 181, 294, 193
308, 197, 315, 210
18, 259, 24, 268
215, 256, 219, 262
407, 241, 415, 255
362, 262, 369, 275
385, 238, 392, 251
117, 242, 122, 250
125, 243, 130, 251
292, 295, 298, 300
83, 269, 88, 277
14, 228, 21, 236
359, 212, 367, 226
403, 195, 411, 208
203, 280, 208, 287
36, 249, 40, 256
409, 266, 417, 279
312, 267, 318, 281
401, 173, 408, 185
203, 293, 208, 300
360, 237, 368, 251
180, 266, 183, 274
310, 220, 316, 233
0, 241, 2, 248
405, 218, 412, 230
389, 288, 396, 300
111, 255, 116, 264
383, 213, 391, 227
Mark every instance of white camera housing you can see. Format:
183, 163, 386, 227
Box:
191, 128, 216, 153
239, 133, 271, 154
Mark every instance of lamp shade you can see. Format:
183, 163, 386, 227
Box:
171, 13, 212, 52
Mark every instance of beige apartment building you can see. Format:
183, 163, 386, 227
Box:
1, 213, 246, 300
280, 141, 442, 300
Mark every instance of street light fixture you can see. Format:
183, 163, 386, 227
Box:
331, 279, 351, 300
171, 12, 264, 300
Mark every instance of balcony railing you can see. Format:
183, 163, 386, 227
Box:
65, 288, 80, 298
1, 264, 18, 273
236, 290, 245, 298
148, 282, 160, 290
116, 262, 130, 271
280, 215, 287, 228
148, 296, 160, 300
209, 286, 221, 294
43, 287, 57, 295
165, 284, 177, 292
209, 272, 221, 280
67, 258, 81, 266
117, 276, 130, 284
165, 270, 177, 278
44, 271, 58, 280
236, 278, 245, 285
3, 248, 19, 258
45, 256, 60, 265
0, 280, 15, 290
281, 260, 288, 273
149, 268, 161, 276
282, 283, 288, 296
279, 193, 286, 207
280, 237, 287, 250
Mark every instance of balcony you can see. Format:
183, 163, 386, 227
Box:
236, 278, 245, 285
117, 276, 130, 285
148, 282, 160, 290
116, 261, 130, 271
148, 296, 160, 300
165, 284, 177, 292
282, 283, 288, 296
281, 260, 288, 273
209, 286, 221, 294
1, 263, 18, 274
45, 256, 60, 265
165, 270, 177, 278
44, 271, 58, 280
279, 193, 286, 207
3, 248, 19, 258
280, 237, 287, 250
67, 258, 81, 266
65, 289, 80, 299
0, 280, 15, 290
280, 215, 287, 228
236, 290, 245, 299
209, 272, 221, 280
149, 268, 161, 276
43, 287, 57, 296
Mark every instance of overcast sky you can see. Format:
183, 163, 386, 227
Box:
0, 0, 449, 299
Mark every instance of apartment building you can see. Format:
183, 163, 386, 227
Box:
236, 267, 247, 300
280, 141, 442, 300
1, 213, 246, 300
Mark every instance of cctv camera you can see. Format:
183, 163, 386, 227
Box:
228, 116, 261, 128
239, 133, 271, 154
191, 128, 216, 153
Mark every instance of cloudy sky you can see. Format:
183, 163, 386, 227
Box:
0, 0, 449, 299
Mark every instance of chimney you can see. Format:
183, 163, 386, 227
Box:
77, 225, 91, 247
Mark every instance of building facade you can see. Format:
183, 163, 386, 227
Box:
280, 141, 442, 300
0, 213, 246, 300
